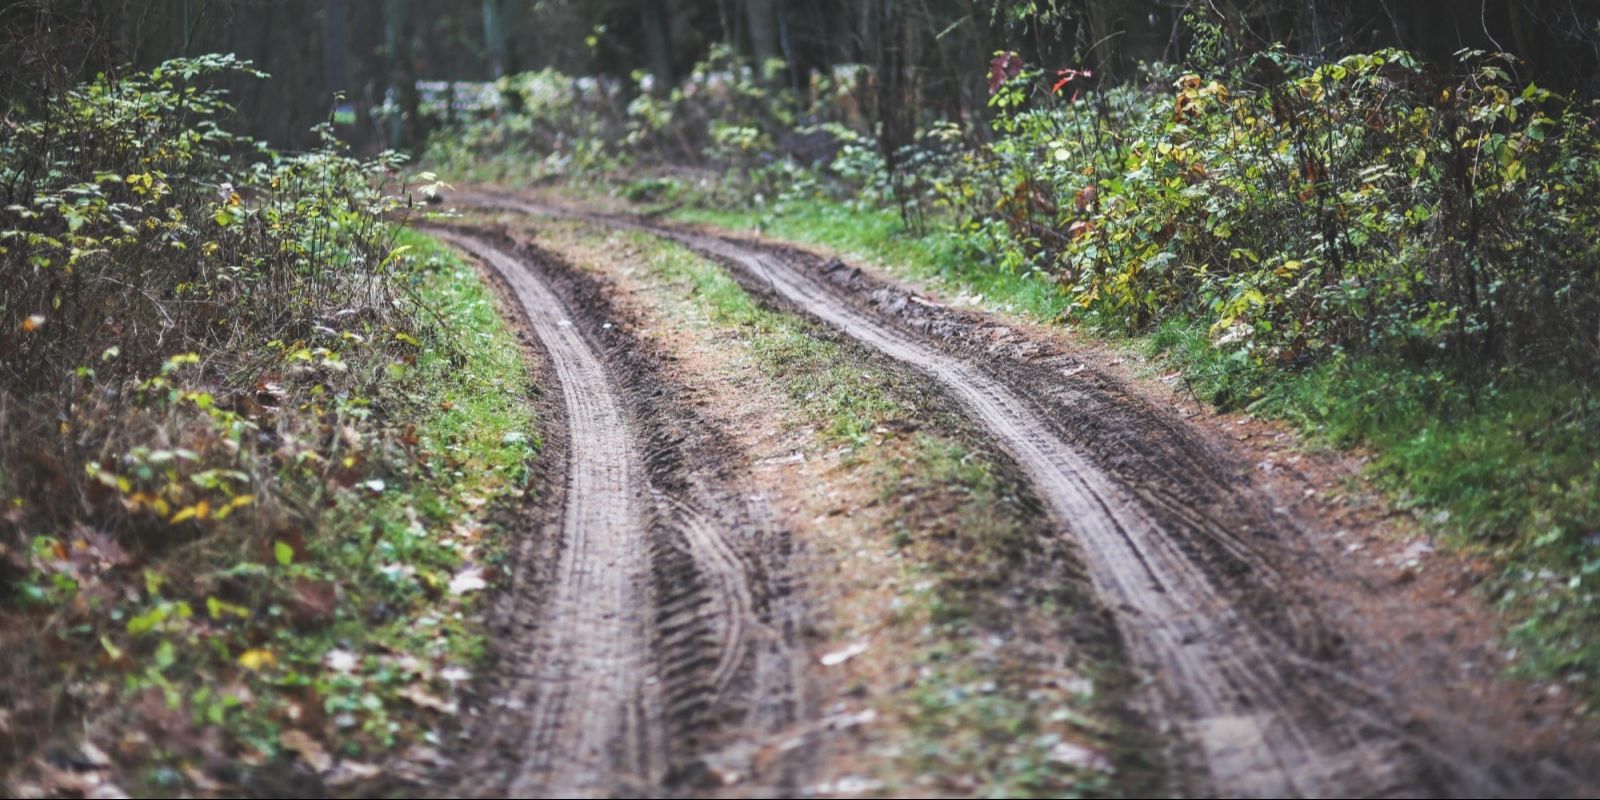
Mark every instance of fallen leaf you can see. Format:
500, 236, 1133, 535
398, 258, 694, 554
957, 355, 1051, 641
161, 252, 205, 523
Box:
448, 566, 487, 595
325, 648, 359, 673
819, 640, 869, 667
238, 648, 276, 671
290, 577, 338, 623
1047, 740, 1113, 771
398, 684, 458, 715
78, 741, 112, 768
278, 728, 332, 773
324, 760, 381, 787
181, 765, 222, 793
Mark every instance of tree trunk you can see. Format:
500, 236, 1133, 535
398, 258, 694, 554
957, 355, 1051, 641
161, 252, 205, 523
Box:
383, 0, 422, 149
482, 0, 514, 78
745, 0, 781, 80
642, 0, 674, 91
325, 0, 350, 102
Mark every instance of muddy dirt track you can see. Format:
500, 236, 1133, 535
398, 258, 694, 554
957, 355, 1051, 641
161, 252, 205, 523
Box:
430, 229, 811, 797
434, 194, 1599, 798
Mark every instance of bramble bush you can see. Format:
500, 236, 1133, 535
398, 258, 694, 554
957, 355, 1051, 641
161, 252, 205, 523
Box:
1, 54, 413, 577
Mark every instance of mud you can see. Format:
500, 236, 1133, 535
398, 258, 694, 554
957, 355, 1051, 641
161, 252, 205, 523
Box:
447, 191, 1600, 799
430, 228, 812, 798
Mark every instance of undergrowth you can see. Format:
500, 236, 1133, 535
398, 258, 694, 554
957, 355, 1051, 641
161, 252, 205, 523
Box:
0, 57, 537, 795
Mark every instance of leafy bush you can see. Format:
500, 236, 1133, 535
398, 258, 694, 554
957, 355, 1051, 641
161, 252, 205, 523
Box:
424, 45, 876, 196
2, 54, 411, 568
966, 43, 1600, 379
0, 55, 517, 792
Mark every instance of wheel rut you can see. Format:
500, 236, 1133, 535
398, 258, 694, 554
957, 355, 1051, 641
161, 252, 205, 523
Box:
431, 228, 811, 798
453, 191, 1592, 798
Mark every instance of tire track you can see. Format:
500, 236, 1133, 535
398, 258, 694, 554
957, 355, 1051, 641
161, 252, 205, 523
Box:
453, 193, 1560, 797
431, 229, 811, 798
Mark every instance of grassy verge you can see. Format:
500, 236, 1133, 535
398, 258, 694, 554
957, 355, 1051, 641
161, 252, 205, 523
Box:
1147, 319, 1600, 692
595, 227, 1122, 797
2, 230, 538, 796
672, 197, 1071, 322
657, 191, 1600, 704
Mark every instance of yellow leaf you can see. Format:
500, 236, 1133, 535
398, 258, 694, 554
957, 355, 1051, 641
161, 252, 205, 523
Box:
170, 500, 211, 524
213, 495, 254, 520
238, 648, 276, 671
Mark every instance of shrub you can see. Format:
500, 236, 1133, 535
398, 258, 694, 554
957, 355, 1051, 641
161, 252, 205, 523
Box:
0, 55, 453, 772
964, 43, 1600, 380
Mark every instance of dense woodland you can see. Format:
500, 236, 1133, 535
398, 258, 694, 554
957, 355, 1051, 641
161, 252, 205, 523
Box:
7, 1, 1600, 149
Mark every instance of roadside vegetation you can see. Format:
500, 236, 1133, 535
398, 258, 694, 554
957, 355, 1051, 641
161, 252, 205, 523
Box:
0, 58, 536, 795
426, 13, 1600, 699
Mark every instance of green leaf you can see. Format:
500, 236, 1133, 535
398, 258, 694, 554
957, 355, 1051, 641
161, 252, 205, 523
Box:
274, 540, 294, 566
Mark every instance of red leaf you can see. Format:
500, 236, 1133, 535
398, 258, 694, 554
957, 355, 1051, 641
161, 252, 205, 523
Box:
1052, 67, 1092, 95
988, 52, 1023, 95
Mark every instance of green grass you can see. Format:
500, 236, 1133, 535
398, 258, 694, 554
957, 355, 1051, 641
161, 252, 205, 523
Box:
623, 227, 904, 446
672, 197, 1071, 322
396, 227, 540, 482
1153, 318, 1600, 695
1146, 318, 1600, 560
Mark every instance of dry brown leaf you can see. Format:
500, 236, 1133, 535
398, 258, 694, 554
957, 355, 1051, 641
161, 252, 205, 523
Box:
278, 728, 332, 773
397, 684, 458, 715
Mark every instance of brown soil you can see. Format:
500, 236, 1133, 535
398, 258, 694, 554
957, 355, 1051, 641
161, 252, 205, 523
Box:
517, 218, 1151, 797
429, 227, 813, 797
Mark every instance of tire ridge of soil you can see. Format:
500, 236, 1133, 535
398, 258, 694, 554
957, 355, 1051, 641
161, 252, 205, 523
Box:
656, 227, 1402, 799
430, 226, 813, 797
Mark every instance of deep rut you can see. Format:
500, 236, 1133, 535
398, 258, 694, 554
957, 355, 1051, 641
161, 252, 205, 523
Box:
455, 192, 1591, 798
432, 229, 809, 798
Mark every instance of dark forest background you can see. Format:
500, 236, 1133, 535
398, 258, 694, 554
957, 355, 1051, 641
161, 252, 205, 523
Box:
5, 0, 1600, 151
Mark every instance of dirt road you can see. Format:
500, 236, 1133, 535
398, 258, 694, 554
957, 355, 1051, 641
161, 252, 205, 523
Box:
431, 229, 811, 797
433, 196, 1597, 798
